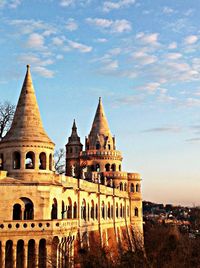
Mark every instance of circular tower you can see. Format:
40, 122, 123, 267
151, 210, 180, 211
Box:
65, 120, 83, 178
0, 65, 55, 182
80, 98, 127, 188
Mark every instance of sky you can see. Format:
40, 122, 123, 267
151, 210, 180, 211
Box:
0, 0, 200, 206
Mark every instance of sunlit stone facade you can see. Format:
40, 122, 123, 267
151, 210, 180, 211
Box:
0, 66, 143, 267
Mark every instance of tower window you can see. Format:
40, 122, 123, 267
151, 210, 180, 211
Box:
96, 164, 100, 172
119, 165, 121, 171
25, 152, 35, 169
49, 154, 52, 170
130, 183, 134, 192
135, 207, 139, 217
136, 184, 140, 192
111, 164, 116, 171
108, 144, 111, 150
13, 151, 21, 169
39, 152, 46, 170
96, 143, 100, 150
13, 204, 22, 220
105, 163, 110, 172
0, 153, 4, 170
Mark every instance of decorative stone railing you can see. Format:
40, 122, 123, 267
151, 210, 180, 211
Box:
80, 150, 122, 160
128, 173, 141, 180
0, 219, 78, 233
103, 171, 128, 179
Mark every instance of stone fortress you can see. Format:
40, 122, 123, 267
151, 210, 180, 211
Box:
0, 65, 143, 267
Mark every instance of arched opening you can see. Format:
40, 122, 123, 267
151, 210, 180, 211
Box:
108, 202, 111, 218
51, 198, 58, 219
17, 240, 24, 268
13, 151, 21, 169
0, 153, 3, 170
39, 152, 46, 170
13, 204, 22, 220
91, 200, 95, 220
105, 163, 110, 172
130, 183, 134, 192
70, 147, 73, 153
49, 154, 52, 170
135, 207, 139, 217
67, 198, 72, 219
101, 201, 105, 219
116, 203, 119, 218
73, 202, 77, 219
81, 199, 86, 221
61, 201, 65, 219
52, 237, 59, 268
25, 151, 35, 169
124, 183, 127, 191
136, 184, 140, 192
111, 164, 116, 171
96, 164, 100, 172
108, 144, 111, 150
119, 165, 121, 171
96, 142, 100, 150
5, 240, 13, 268
120, 204, 123, 217
91, 165, 95, 171
39, 239, 47, 268
95, 204, 98, 220
23, 198, 34, 220
120, 182, 123, 191
28, 239, 36, 268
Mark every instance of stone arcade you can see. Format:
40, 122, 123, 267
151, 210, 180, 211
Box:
0, 65, 143, 267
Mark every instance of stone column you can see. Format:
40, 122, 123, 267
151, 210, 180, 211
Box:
1, 241, 6, 268
35, 241, 39, 268
46, 243, 52, 268
13, 243, 17, 268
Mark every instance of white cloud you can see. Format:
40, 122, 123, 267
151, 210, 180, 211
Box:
67, 40, 92, 53
103, 0, 135, 12
184, 35, 198, 45
95, 38, 108, 43
136, 32, 159, 45
0, 0, 22, 8
168, 42, 177, 49
52, 37, 64, 46
26, 33, 45, 50
60, 0, 74, 7
163, 6, 174, 14
144, 82, 160, 93
33, 66, 54, 78
65, 18, 78, 31
86, 18, 132, 33
132, 50, 157, 65
166, 53, 182, 60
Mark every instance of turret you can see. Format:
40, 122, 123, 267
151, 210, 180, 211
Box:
80, 98, 125, 187
65, 120, 83, 177
0, 65, 55, 181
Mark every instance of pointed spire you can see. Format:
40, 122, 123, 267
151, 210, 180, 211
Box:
72, 119, 77, 132
67, 119, 81, 144
2, 65, 53, 144
90, 97, 111, 136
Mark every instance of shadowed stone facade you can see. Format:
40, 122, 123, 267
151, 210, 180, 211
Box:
0, 66, 143, 267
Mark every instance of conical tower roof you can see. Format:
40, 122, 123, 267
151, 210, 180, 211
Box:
89, 97, 111, 137
67, 119, 82, 144
2, 65, 54, 145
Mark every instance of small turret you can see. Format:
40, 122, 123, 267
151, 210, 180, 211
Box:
65, 120, 83, 177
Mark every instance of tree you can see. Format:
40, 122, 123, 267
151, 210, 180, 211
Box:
54, 148, 65, 174
0, 101, 15, 140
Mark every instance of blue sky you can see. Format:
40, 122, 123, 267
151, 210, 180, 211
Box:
0, 0, 200, 206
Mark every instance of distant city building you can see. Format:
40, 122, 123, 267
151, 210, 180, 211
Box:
0, 65, 143, 267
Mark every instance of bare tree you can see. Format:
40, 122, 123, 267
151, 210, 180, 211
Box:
0, 101, 15, 140
54, 148, 65, 174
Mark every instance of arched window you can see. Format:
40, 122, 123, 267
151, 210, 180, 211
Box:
49, 154, 52, 170
73, 202, 77, 219
105, 163, 110, 172
116, 203, 119, 218
108, 202, 111, 218
111, 164, 116, 171
91, 200, 95, 220
0, 153, 3, 170
108, 144, 111, 150
120, 182, 123, 191
25, 151, 35, 169
70, 147, 73, 153
124, 183, 127, 191
119, 165, 121, 171
82, 199, 86, 221
51, 198, 58, 219
13, 151, 21, 169
96, 204, 98, 220
130, 183, 134, 192
96, 142, 100, 150
23, 198, 34, 220
96, 164, 100, 172
136, 184, 140, 192
135, 207, 139, 217
101, 201, 105, 219
39, 152, 46, 170
13, 204, 22, 220
67, 198, 72, 219
61, 201, 65, 219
